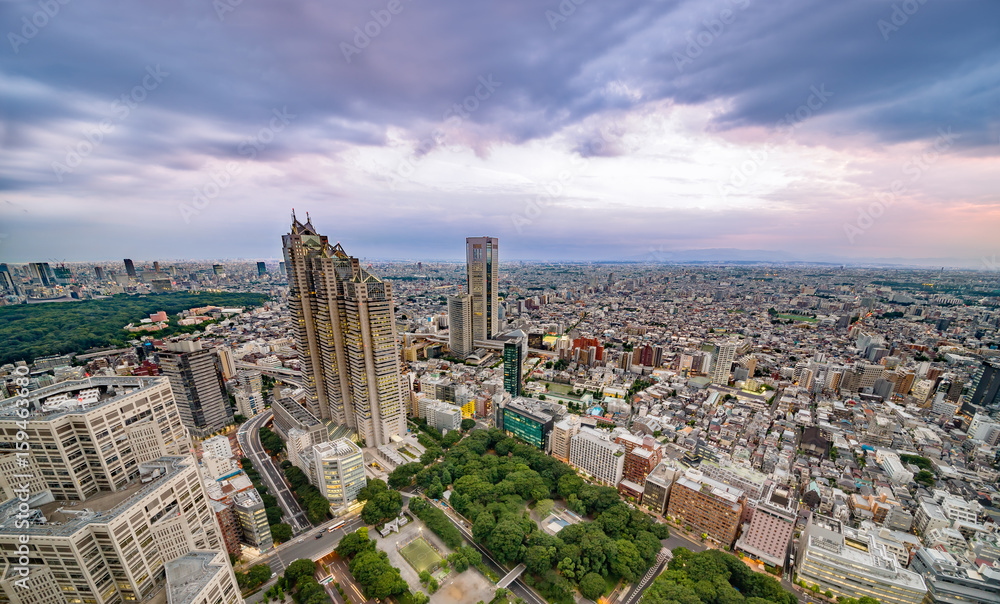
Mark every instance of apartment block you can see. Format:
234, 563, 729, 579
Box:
735, 482, 798, 569
666, 468, 745, 546
550, 416, 581, 462
569, 427, 625, 486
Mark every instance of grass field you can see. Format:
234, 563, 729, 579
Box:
400, 537, 441, 574
777, 313, 817, 323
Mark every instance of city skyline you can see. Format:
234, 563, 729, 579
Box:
1, 1, 998, 265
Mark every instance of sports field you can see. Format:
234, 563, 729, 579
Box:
400, 537, 441, 574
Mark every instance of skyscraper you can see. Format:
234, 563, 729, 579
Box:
282, 213, 405, 447
447, 293, 473, 359
964, 360, 1000, 414
93, 265, 104, 280
711, 340, 738, 385
159, 340, 233, 436
123, 258, 136, 278
503, 338, 523, 397
257, 261, 267, 276
466, 236, 499, 340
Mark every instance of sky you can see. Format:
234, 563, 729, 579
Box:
1, 0, 999, 266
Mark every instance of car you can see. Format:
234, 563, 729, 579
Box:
271, 573, 277, 579
315, 533, 323, 539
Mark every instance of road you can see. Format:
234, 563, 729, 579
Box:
415, 494, 546, 604
242, 516, 367, 604
237, 410, 311, 533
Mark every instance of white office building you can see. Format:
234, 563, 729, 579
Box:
312, 439, 367, 509
569, 427, 625, 486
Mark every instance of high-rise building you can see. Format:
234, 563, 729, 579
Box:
642, 462, 680, 515
312, 439, 367, 509
216, 346, 237, 381
794, 514, 926, 604
233, 488, 274, 551
211, 499, 243, 558
964, 360, 1000, 414
123, 258, 136, 278
503, 338, 523, 397
569, 427, 625, 486
93, 265, 104, 280
447, 293, 474, 359
0, 456, 236, 604
551, 415, 581, 462
257, 261, 267, 276
909, 547, 1000, 604
734, 482, 798, 570
0, 264, 15, 293
466, 236, 499, 340
667, 468, 745, 546
27, 262, 55, 286
282, 214, 405, 447
0, 376, 188, 501
711, 340, 738, 385
495, 398, 555, 450
159, 340, 233, 436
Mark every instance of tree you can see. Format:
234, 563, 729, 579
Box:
337, 528, 375, 559
534, 499, 555, 518
362, 488, 403, 526
525, 545, 555, 575
413, 592, 430, 604
283, 559, 317, 590
490, 518, 526, 565
244, 564, 272, 589
914, 470, 936, 487
473, 511, 496, 543
461, 418, 476, 431
418, 570, 431, 585
579, 572, 606, 600
270, 523, 292, 543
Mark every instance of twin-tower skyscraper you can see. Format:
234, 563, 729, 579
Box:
283, 214, 498, 447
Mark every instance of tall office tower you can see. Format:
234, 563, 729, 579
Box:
93, 265, 104, 280
212, 264, 225, 276
257, 261, 267, 276
27, 262, 54, 286
312, 439, 367, 508
232, 489, 273, 551
711, 340, 738, 385
0, 264, 15, 293
123, 258, 137, 278
0, 455, 238, 604
282, 214, 405, 447
448, 293, 474, 358
503, 338, 523, 397
159, 340, 233, 436
279, 261, 286, 275
153, 260, 161, 273
216, 346, 237, 381
0, 377, 188, 501
466, 236, 499, 340
963, 360, 1000, 414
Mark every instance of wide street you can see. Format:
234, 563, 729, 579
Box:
237, 410, 311, 533
242, 515, 367, 604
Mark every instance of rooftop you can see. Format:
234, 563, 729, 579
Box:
1, 376, 162, 419
164, 551, 225, 604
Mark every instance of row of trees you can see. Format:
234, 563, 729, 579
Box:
234, 563, 272, 591
642, 548, 796, 604
259, 426, 285, 456
283, 464, 331, 525
335, 528, 410, 601
408, 497, 463, 549
239, 457, 291, 543
281, 559, 332, 604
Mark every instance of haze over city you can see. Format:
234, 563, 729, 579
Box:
2, 0, 999, 264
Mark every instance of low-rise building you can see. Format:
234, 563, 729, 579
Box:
735, 482, 798, 569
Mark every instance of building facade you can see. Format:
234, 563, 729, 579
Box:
496, 399, 554, 450
569, 427, 625, 486
666, 468, 745, 546
282, 215, 405, 447
159, 340, 232, 435
735, 482, 798, 569
503, 338, 523, 397
447, 294, 474, 359
232, 488, 273, 550
466, 236, 499, 340
312, 439, 367, 509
